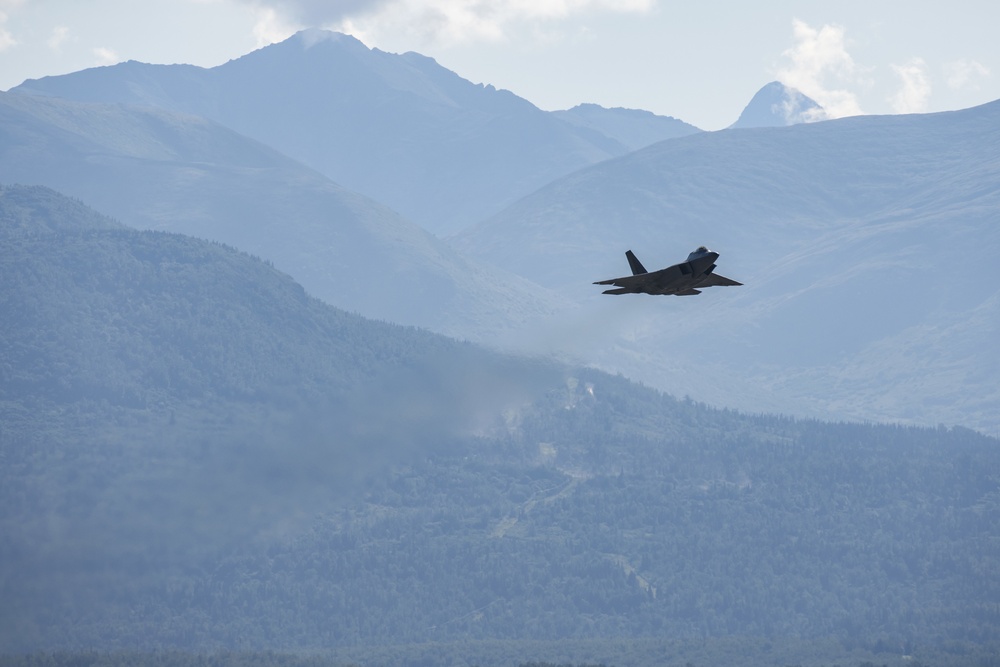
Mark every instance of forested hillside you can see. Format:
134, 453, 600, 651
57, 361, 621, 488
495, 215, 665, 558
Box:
1, 186, 998, 666
0, 184, 562, 648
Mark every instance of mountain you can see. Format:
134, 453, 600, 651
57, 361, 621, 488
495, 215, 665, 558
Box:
730, 81, 827, 128
451, 100, 1000, 432
0, 90, 568, 341
0, 183, 566, 650
0, 183, 123, 235
2, 184, 998, 664
553, 103, 701, 151
11, 29, 644, 234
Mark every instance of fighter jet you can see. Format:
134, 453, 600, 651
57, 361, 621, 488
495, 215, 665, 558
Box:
594, 246, 742, 296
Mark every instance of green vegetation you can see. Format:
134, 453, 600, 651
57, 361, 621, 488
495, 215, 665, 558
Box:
0, 183, 124, 236
1, 185, 998, 666
3, 649, 1000, 667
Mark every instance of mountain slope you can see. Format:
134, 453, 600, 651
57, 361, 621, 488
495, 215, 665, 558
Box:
0, 184, 566, 646
1, 184, 543, 435
2, 186, 997, 663
0, 183, 123, 234
451, 101, 1000, 431
12, 29, 635, 234
0, 91, 567, 341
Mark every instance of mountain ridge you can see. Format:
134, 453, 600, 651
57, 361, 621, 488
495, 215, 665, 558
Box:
11, 30, 637, 234
552, 103, 701, 151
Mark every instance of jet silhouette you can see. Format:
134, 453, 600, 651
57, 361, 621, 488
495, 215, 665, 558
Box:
594, 246, 742, 296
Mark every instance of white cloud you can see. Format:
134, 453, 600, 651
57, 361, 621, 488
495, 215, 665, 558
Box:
0, 26, 14, 52
889, 57, 930, 113
354, 0, 654, 46
47, 25, 69, 52
945, 58, 990, 91
243, 0, 391, 25
235, 0, 656, 46
775, 18, 865, 119
0, 0, 23, 18
92, 46, 119, 66
250, 6, 299, 46
779, 88, 828, 124
0, 4, 19, 52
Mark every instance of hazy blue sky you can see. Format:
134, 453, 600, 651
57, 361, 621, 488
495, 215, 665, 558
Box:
1, 0, 997, 130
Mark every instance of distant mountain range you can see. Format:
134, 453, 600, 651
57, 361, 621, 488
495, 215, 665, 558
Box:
5, 31, 826, 237
2, 184, 997, 662
11, 29, 699, 234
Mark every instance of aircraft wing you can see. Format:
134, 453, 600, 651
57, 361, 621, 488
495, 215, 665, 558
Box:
594, 263, 686, 294
593, 275, 652, 294
698, 272, 742, 287
594, 275, 643, 287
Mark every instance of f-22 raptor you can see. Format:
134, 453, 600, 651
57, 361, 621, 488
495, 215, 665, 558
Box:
594, 246, 742, 296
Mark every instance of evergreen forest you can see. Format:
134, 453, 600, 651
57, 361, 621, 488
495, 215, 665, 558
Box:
1, 185, 998, 667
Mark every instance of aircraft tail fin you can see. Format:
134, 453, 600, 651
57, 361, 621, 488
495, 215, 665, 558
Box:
625, 250, 647, 275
